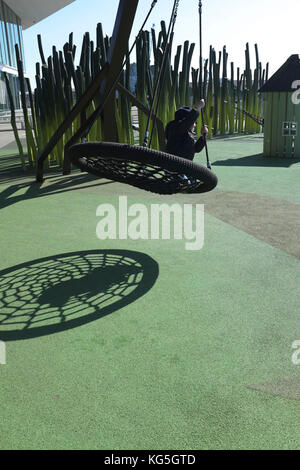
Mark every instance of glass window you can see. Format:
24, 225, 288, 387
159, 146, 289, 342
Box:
0, 71, 8, 110
8, 23, 14, 66
0, 20, 8, 65
282, 122, 298, 137
0, 22, 5, 64
0, 0, 24, 111
2, 4, 12, 66
18, 24, 26, 70
0, 0, 24, 67
0, 71, 20, 110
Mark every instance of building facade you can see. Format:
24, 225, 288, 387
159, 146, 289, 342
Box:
0, 0, 75, 111
0, 0, 24, 110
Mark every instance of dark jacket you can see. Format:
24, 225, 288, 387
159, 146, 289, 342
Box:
165, 108, 205, 161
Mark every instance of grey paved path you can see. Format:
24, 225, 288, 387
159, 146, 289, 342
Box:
0, 129, 26, 149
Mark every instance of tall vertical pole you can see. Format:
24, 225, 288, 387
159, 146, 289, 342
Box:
198, 0, 211, 169
199, 1, 203, 99
101, 0, 139, 142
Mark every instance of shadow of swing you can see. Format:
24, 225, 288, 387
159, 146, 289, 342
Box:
0, 171, 116, 210
0, 250, 159, 341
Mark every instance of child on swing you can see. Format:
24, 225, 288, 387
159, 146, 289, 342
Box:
165, 99, 208, 161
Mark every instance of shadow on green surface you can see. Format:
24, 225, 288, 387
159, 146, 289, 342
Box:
0, 149, 115, 189
0, 250, 159, 341
211, 133, 263, 141
0, 172, 115, 210
213, 153, 300, 168
0, 154, 32, 185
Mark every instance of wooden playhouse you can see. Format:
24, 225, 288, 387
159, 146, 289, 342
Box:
259, 54, 300, 157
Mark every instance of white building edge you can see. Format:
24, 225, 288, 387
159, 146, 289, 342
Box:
5, 0, 75, 30
0, 0, 75, 111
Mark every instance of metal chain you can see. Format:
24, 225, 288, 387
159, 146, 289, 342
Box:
173, 0, 180, 23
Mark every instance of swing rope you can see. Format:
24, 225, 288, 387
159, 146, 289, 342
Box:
235, 103, 264, 127
199, 0, 211, 169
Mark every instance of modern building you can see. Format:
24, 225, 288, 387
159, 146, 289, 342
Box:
0, 0, 75, 111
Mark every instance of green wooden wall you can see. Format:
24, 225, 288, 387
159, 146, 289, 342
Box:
263, 92, 300, 157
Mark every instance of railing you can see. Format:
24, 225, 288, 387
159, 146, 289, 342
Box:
0, 109, 32, 128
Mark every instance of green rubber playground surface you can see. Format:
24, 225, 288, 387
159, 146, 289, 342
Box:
0, 134, 299, 450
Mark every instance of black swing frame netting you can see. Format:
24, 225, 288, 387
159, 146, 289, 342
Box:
68, 142, 218, 195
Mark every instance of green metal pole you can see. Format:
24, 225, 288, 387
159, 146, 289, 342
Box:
36, 64, 109, 182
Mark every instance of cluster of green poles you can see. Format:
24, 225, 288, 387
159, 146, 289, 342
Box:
5, 25, 111, 168
5, 21, 268, 168
192, 43, 268, 138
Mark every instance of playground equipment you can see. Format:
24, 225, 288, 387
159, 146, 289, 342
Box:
69, 141, 217, 195
259, 54, 300, 158
35, 0, 218, 195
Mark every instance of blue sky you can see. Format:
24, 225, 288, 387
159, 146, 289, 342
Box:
22, 0, 300, 87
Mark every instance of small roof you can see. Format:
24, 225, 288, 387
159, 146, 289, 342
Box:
259, 54, 300, 92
